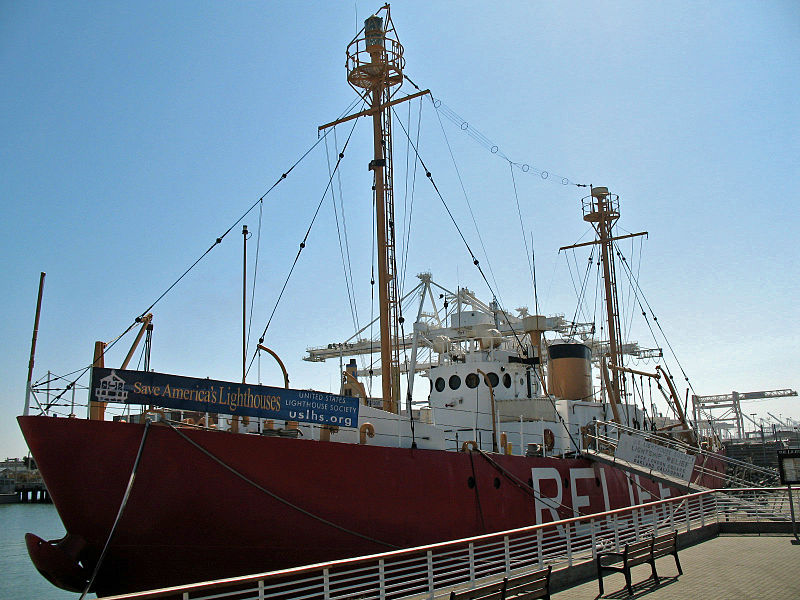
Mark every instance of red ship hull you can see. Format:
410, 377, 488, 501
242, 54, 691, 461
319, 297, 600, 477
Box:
18, 415, 722, 596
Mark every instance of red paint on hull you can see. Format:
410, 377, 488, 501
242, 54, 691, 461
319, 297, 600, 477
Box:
18, 415, 722, 596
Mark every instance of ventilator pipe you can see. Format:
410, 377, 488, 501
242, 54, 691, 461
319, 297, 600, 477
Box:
319, 425, 340, 442
500, 432, 508, 454
256, 344, 290, 389
359, 422, 375, 445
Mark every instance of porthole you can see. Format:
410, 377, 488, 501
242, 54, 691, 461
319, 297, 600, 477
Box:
493, 477, 501, 489
434, 377, 445, 392
503, 373, 511, 388
467, 476, 476, 489
487, 372, 499, 388
449, 374, 462, 390
466, 373, 479, 388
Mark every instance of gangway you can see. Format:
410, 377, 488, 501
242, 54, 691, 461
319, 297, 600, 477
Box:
585, 420, 780, 488
583, 421, 789, 523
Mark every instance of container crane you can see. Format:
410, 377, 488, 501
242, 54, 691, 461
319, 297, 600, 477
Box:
692, 388, 797, 439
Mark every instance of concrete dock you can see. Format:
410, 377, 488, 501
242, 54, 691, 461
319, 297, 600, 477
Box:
555, 534, 800, 599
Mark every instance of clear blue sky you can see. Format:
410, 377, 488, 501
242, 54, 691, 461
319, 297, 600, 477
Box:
2, 1, 798, 458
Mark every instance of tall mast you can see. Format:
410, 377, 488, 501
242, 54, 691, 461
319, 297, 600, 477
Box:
588, 186, 624, 405
561, 187, 646, 415
345, 6, 405, 413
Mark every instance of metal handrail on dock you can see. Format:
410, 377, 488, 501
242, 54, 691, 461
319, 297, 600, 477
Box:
96, 486, 797, 600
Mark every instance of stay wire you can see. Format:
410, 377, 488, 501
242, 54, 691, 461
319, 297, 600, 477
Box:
401, 80, 584, 187
615, 243, 696, 397
246, 199, 263, 357
33, 319, 140, 411
399, 97, 423, 296
137, 122, 339, 323
509, 163, 536, 303
35, 99, 365, 409
79, 420, 151, 600
167, 423, 398, 549
567, 248, 595, 337
248, 115, 361, 376
335, 124, 361, 333
391, 107, 530, 356
427, 103, 502, 298
325, 130, 359, 332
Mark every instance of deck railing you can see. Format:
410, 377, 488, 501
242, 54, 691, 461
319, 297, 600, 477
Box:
97, 486, 796, 600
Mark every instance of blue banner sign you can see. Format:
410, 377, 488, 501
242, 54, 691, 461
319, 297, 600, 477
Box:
90, 368, 360, 427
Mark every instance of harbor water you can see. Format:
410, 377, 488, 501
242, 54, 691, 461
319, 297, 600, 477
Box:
1, 503, 80, 599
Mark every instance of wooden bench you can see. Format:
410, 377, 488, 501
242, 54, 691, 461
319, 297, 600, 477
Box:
503, 566, 552, 600
596, 531, 682, 595
651, 531, 682, 579
450, 565, 552, 600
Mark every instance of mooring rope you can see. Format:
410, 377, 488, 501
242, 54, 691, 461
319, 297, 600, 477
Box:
167, 423, 399, 549
79, 420, 151, 600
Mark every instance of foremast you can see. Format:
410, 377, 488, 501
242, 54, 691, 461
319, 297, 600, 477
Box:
345, 7, 405, 413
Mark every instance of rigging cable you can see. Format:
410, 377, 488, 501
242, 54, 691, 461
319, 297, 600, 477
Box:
567, 248, 595, 338
247, 114, 362, 377
246, 198, 264, 357
167, 422, 398, 549
509, 163, 537, 306
403, 77, 581, 187
614, 242, 700, 416
79, 420, 151, 600
391, 108, 530, 356
35, 107, 364, 411
399, 97, 423, 296
426, 104, 503, 300
325, 129, 359, 333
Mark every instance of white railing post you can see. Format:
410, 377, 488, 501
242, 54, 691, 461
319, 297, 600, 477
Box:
651, 505, 658, 536
536, 528, 544, 568
755, 490, 762, 522
700, 494, 705, 528
612, 513, 620, 551
259, 578, 266, 600
565, 523, 573, 566
379, 559, 386, 600
468, 542, 476, 586
685, 497, 692, 532
427, 550, 435, 600
504, 535, 511, 575
590, 518, 597, 559
323, 569, 330, 600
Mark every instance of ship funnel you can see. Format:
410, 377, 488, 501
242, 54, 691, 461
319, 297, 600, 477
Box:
547, 341, 592, 401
